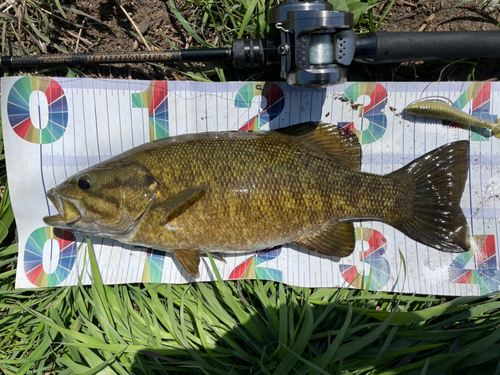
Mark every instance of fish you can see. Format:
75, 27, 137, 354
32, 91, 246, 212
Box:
44, 122, 471, 279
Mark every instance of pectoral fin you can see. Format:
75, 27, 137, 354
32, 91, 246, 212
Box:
296, 221, 356, 258
172, 249, 201, 279
155, 184, 208, 227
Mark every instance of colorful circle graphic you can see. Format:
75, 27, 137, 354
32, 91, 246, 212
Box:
235, 82, 285, 131
453, 82, 496, 142
229, 246, 282, 281
339, 82, 388, 144
142, 248, 166, 283
132, 81, 169, 141
24, 226, 77, 287
339, 228, 390, 290
8, 77, 68, 144
449, 235, 500, 295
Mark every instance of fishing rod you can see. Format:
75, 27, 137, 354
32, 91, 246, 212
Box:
2, 0, 500, 87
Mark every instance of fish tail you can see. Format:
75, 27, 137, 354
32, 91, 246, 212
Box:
389, 140, 471, 253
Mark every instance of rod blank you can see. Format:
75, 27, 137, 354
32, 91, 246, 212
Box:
0, 48, 233, 68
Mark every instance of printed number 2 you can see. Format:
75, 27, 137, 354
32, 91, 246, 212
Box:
235, 82, 285, 131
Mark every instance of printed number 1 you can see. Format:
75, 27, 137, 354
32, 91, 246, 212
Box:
132, 81, 169, 141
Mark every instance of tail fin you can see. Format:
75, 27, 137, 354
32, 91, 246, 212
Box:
389, 140, 471, 253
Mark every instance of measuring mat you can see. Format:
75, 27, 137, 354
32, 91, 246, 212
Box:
2, 77, 499, 295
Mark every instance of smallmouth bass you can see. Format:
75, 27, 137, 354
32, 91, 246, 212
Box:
44, 123, 471, 278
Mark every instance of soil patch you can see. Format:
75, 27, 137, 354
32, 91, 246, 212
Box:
3, 0, 500, 82
367, 0, 500, 81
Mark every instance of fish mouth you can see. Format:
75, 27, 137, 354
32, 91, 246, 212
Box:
43, 189, 82, 227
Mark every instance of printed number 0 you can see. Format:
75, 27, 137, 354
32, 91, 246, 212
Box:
24, 226, 77, 287
7, 77, 68, 144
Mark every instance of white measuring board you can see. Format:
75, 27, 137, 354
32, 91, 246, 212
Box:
2, 77, 499, 295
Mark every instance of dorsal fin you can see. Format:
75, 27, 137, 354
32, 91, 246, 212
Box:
274, 122, 361, 170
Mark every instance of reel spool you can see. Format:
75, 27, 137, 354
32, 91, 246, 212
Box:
269, 0, 357, 87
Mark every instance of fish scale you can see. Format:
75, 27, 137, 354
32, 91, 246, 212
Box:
123, 133, 409, 250
44, 123, 471, 278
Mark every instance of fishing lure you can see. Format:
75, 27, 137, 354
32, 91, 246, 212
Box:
405, 99, 500, 138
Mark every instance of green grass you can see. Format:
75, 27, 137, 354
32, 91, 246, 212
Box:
1, 0, 500, 373
2, 243, 500, 374
0, 1, 97, 56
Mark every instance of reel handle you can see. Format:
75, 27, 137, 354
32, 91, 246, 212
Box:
355, 31, 500, 64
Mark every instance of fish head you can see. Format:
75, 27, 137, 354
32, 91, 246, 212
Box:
43, 162, 158, 236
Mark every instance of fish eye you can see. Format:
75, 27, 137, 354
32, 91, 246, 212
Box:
77, 175, 93, 190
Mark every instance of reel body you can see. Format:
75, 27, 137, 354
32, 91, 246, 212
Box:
269, 0, 357, 87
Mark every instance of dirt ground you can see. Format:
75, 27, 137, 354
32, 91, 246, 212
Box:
5, 0, 500, 82
380, 0, 499, 32
374, 0, 500, 81
65, 0, 210, 80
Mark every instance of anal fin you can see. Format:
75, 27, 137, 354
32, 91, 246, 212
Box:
296, 221, 356, 258
172, 249, 201, 279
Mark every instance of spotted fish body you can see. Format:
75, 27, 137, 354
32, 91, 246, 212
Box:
44, 123, 471, 278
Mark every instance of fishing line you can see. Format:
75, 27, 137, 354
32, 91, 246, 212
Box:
405, 96, 454, 107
